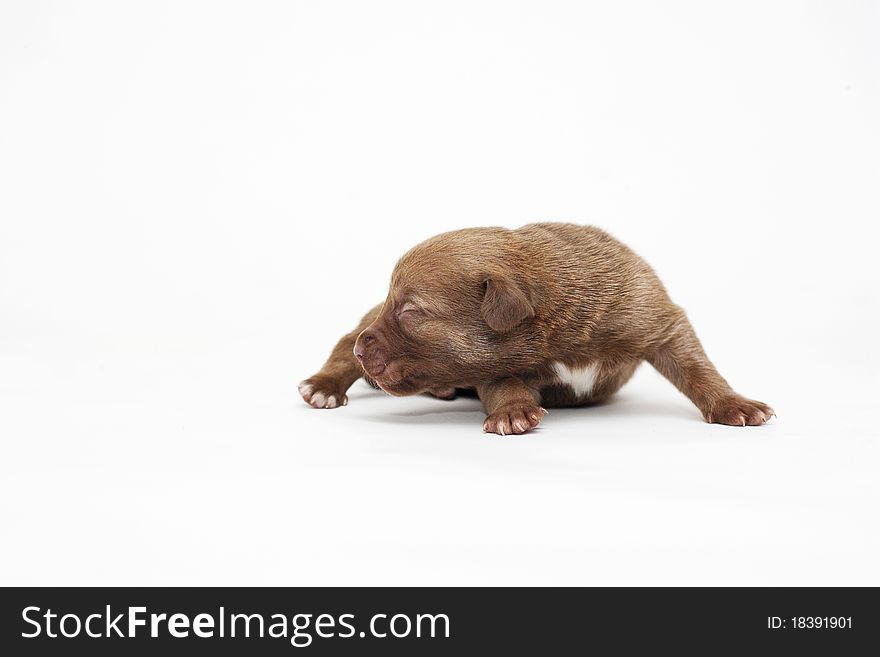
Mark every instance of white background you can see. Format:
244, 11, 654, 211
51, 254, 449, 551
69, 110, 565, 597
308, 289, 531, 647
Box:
1, 1, 878, 585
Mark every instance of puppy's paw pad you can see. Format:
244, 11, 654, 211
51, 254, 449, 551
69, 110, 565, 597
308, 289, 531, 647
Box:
298, 378, 347, 409
483, 403, 546, 436
706, 396, 774, 426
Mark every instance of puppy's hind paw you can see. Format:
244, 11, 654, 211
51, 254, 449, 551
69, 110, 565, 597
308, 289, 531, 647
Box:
705, 395, 774, 426
298, 376, 347, 409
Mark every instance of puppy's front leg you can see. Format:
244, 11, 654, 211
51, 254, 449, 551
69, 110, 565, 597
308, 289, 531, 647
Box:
478, 378, 547, 435
299, 303, 381, 408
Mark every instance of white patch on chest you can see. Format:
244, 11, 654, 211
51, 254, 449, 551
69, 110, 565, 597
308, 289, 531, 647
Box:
551, 361, 599, 398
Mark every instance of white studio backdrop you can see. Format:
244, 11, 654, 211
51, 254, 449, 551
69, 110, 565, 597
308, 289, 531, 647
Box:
0, 1, 878, 585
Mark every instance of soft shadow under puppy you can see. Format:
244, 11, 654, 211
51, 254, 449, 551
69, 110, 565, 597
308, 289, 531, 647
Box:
358, 390, 698, 428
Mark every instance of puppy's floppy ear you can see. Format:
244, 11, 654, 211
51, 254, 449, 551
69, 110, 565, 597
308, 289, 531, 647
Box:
481, 276, 534, 332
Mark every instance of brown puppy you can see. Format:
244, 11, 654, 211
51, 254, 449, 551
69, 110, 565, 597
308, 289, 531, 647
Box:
299, 223, 773, 434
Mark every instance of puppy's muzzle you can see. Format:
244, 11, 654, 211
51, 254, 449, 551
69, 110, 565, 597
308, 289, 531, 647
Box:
353, 329, 388, 377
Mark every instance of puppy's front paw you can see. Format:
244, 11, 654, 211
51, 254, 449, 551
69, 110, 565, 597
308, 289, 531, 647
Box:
706, 395, 774, 426
298, 375, 347, 409
483, 403, 546, 436
428, 387, 457, 401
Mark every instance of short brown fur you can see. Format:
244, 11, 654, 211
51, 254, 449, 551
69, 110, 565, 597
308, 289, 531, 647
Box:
298, 223, 773, 434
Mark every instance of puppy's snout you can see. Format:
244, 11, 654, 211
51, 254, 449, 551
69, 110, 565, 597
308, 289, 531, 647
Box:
354, 330, 387, 376
353, 331, 375, 361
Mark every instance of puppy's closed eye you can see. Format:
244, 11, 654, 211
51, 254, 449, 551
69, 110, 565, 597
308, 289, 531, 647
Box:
397, 302, 421, 318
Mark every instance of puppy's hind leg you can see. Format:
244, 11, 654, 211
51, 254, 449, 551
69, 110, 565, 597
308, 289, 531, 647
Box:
647, 308, 774, 426
299, 304, 382, 409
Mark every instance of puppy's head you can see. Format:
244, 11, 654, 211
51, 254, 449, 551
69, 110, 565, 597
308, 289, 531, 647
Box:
353, 229, 537, 395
